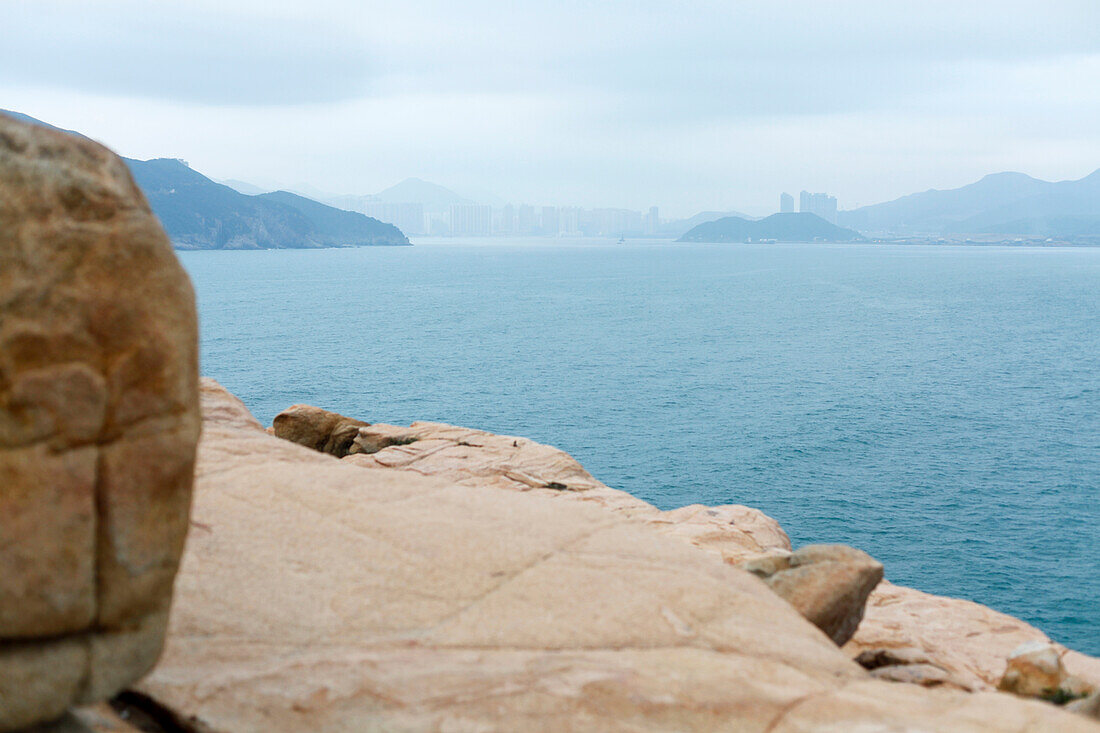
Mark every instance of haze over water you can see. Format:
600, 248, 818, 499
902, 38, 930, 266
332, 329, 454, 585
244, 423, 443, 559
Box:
182, 239, 1100, 655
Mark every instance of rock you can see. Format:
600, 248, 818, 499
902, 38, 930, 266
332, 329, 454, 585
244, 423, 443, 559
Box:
857, 648, 971, 690
856, 646, 938, 670
846, 580, 1100, 692
271, 404, 369, 457
340, 420, 792, 563
130, 382, 1097, 731
0, 114, 200, 729
998, 642, 1068, 698
739, 544, 884, 646
297, 408, 1100, 694
1067, 691, 1100, 721
869, 663, 960, 688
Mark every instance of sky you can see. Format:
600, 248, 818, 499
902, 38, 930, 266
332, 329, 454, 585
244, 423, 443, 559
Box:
3, 0, 1100, 218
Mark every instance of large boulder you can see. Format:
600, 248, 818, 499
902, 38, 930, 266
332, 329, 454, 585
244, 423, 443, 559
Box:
0, 113, 200, 729
740, 544, 884, 645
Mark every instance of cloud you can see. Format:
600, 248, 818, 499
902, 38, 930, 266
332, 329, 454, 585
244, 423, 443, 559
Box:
0, 1, 373, 105
2, 0, 1098, 216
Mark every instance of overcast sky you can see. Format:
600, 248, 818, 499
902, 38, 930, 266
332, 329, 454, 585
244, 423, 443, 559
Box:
3, 0, 1099, 217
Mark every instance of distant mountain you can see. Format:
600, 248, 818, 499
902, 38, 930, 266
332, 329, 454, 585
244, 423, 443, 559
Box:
1, 111, 408, 249
374, 177, 473, 209
0, 109, 89, 139
679, 213, 864, 243
840, 169, 1100, 236
127, 159, 409, 249
660, 210, 754, 238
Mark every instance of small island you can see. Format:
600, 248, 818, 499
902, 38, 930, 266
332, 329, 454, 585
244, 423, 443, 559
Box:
679, 212, 865, 243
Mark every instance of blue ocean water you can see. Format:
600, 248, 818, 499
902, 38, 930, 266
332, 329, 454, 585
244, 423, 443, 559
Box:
180, 239, 1100, 655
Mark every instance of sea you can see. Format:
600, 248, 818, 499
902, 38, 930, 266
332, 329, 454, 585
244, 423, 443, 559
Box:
179, 238, 1100, 655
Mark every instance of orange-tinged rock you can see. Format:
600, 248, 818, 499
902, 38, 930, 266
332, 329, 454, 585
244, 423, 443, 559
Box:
271, 404, 368, 457
0, 113, 199, 730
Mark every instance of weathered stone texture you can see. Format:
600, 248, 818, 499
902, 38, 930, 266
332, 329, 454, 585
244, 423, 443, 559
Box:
130, 382, 1098, 731
0, 113, 200, 730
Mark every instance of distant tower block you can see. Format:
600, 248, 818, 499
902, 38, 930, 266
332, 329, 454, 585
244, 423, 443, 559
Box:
799, 190, 839, 224
780, 192, 794, 213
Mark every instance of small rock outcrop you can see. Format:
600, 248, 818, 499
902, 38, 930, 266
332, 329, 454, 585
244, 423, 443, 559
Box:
847, 580, 1100, 692
271, 404, 369, 457
856, 647, 971, 690
999, 642, 1069, 698
0, 114, 200, 729
998, 641, 1095, 705
1068, 691, 1100, 721
740, 544, 884, 645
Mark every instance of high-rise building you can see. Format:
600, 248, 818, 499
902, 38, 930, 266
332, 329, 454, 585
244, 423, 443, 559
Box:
540, 206, 559, 235
497, 204, 516, 234
780, 193, 794, 214
449, 204, 491, 236
586, 208, 644, 237
517, 205, 536, 234
799, 191, 838, 224
559, 207, 581, 236
645, 206, 659, 235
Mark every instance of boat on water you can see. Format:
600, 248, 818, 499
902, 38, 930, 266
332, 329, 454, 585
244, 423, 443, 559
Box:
617, 236, 626, 244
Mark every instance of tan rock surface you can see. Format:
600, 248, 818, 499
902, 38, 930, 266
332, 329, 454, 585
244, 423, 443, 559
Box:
324, 410, 1100, 697
1069, 691, 1100, 721
847, 581, 1100, 693
0, 114, 200, 729
134, 381, 1098, 731
343, 420, 792, 562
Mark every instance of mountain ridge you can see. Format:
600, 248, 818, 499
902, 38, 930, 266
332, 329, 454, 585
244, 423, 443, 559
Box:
841, 168, 1100, 236
679, 213, 864, 243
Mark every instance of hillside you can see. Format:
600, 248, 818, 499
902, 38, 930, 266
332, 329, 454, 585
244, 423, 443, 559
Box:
679, 213, 864, 242
126, 159, 409, 249
840, 169, 1100, 236
1, 110, 409, 249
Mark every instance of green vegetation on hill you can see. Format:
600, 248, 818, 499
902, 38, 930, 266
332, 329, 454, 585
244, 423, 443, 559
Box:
126, 158, 409, 249
678, 213, 864, 243
1, 110, 409, 249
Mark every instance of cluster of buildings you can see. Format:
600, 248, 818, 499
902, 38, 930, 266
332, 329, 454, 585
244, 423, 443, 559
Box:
354, 202, 662, 237
780, 191, 839, 224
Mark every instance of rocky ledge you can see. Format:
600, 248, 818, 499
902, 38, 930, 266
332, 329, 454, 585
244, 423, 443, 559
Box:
109, 387, 1094, 731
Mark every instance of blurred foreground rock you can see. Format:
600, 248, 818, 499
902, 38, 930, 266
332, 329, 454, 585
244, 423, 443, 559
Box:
0, 115, 200, 729
0, 114, 200, 726
124, 383, 1099, 731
